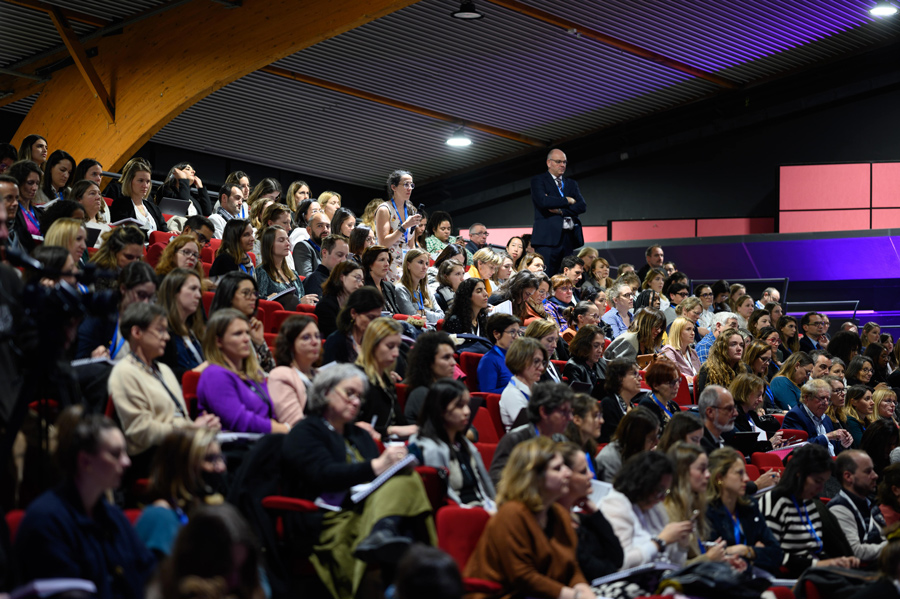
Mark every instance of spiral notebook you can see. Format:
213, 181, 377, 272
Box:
350, 454, 419, 504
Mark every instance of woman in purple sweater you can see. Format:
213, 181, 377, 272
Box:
197, 309, 290, 434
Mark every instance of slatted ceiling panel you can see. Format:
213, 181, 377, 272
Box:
1, 94, 39, 115
151, 71, 524, 187
38, 0, 168, 20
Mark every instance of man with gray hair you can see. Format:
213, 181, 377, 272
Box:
695, 311, 739, 364
465, 223, 489, 256
828, 449, 886, 561
699, 385, 737, 454
755, 287, 780, 309
782, 378, 853, 456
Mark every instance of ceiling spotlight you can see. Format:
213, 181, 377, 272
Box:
446, 127, 472, 147
870, 1, 898, 16
451, 1, 484, 20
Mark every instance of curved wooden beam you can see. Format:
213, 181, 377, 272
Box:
11, 0, 418, 172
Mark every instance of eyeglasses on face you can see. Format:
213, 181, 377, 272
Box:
237, 289, 258, 299
179, 249, 200, 259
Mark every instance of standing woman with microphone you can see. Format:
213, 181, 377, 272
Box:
374, 169, 422, 281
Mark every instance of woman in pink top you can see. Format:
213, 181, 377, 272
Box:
660, 316, 701, 379
268, 315, 320, 426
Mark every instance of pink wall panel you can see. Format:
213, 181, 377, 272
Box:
872, 209, 900, 229
779, 164, 870, 210
486, 226, 608, 244
779, 209, 870, 233
582, 227, 608, 243
872, 163, 900, 208
696, 218, 775, 237
611, 219, 696, 241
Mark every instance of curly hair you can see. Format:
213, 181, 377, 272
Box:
404, 331, 455, 389
445, 278, 487, 335
701, 328, 745, 387
90, 224, 146, 270
155, 235, 204, 280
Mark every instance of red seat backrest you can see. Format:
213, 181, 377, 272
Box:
673, 373, 693, 406
202, 291, 215, 316
208, 238, 222, 250
484, 394, 505, 440
6, 509, 25, 543
744, 464, 760, 480
201, 246, 215, 263
257, 299, 283, 330
772, 413, 785, 425
435, 319, 444, 331
396, 383, 409, 412
472, 408, 498, 444
296, 303, 316, 314
415, 466, 449, 512
149, 231, 176, 246
751, 452, 785, 472
780, 428, 808, 443
459, 352, 483, 393
202, 262, 211, 277
436, 506, 492, 571
474, 441, 497, 467
182, 370, 201, 419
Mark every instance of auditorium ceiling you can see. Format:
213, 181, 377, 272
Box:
2, 0, 900, 187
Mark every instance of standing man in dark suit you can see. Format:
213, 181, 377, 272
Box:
530, 149, 587, 276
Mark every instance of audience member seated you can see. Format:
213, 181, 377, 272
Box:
489, 382, 574, 485
424, 210, 471, 264
798, 311, 827, 353
433, 259, 464, 313
464, 437, 592, 599
197, 309, 289, 434
316, 261, 365, 339
598, 450, 693, 571
695, 311, 738, 364
641, 268, 667, 310
847, 355, 876, 389
209, 219, 256, 280
110, 157, 166, 232
598, 358, 644, 444
88, 224, 147, 291
477, 313, 521, 394
427, 243, 464, 294
17, 133, 47, 167
153, 162, 212, 217
778, 315, 801, 358
520, 251, 545, 274
43, 216, 87, 269
706, 448, 783, 574
35, 149, 74, 205
157, 268, 206, 382
597, 406, 660, 483
209, 272, 275, 372
409, 378, 496, 507
154, 234, 204, 284
208, 182, 245, 239
747, 309, 772, 340
658, 412, 705, 452
660, 316, 701, 379
879, 464, 900, 527
874, 387, 899, 429
76, 260, 157, 359
268, 314, 321, 427
769, 351, 814, 410
758, 443, 859, 577
489, 270, 539, 324
662, 283, 690, 326
257, 225, 315, 308
354, 316, 416, 439
526, 318, 567, 382
698, 385, 737, 454
547, 273, 576, 312
726, 373, 784, 453
601, 281, 634, 339
402, 331, 457, 423
348, 224, 375, 263
361, 245, 401, 314
499, 337, 548, 431
564, 325, 608, 400
68, 177, 111, 243
14, 407, 156, 599
293, 212, 331, 279
322, 286, 384, 364
843, 385, 875, 448
396, 248, 443, 324
281, 364, 435, 599
606, 307, 666, 362
827, 450, 887, 563
696, 327, 747, 397
730, 294, 754, 330
563, 393, 602, 478
560, 300, 601, 345
467, 247, 501, 295
865, 343, 890, 386
638, 358, 683, 432
304, 234, 350, 298
330, 206, 356, 238
289, 197, 320, 245
134, 428, 223, 557
491, 251, 515, 288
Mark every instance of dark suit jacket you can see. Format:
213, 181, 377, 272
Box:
314, 294, 341, 338
465, 240, 485, 256
303, 264, 330, 297
529, 172, 587, 247
700, 425, 726, 454
109, 196, 167, 231
783, 403, 842, 454
799, 335, 821, 353
292, 239, 321, 278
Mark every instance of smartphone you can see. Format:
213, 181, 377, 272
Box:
417, 203, 426, 215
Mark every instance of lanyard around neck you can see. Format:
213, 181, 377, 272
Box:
391, 197, 409, 243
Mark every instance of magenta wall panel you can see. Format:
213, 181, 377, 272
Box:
779, 164, 870, 210
873, 163, 900, 208
696, 218, 775, 237
872, 209, 900, 230
486, 226, 608, 244
779, 209, 870, 233
611, 219, 696, 241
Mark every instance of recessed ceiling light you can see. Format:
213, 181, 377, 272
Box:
446, 127, 472, 147
871, 1, 898, 16
452, 1, 483, 20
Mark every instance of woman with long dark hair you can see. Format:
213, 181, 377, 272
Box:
315, 260, 366, 338
209, 219, 255, 280
209, 271, 275, 372
489, 269, 538, 324
268, 314, 320, 427
402, 331, 458, 422
361, 245, 401, 314
17, 133, 47, 166
153, 161, 211, 216
322, 286, 385, 365
157, 268, 207, 382
433, 258, 465, 313
36, 149, 76, 205
596, 406, 660, 483
605, 307, 666, 361
441, 278, 489, 338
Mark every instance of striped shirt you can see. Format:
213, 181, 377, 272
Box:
759, 492, 823, 566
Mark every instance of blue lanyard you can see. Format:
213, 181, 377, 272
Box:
651, 392, 673, 419
416, 290, 425, 310
308, 238, 321, 253
730, 509, 744, 545
110, 319, 125, 358
697, 538, 706, 554
791, 495, 824, 554
239, 256, 253, 276
585, 451, 597, 479
554, 177, 565, 197
22, 205, 40, 231
391, 197, 408, 243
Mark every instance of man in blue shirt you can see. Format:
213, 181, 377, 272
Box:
696, 312, 738, 363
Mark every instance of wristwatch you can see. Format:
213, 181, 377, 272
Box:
651, 536, 667, 552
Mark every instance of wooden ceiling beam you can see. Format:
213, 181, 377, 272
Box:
261, 65, 546, 148
2, 0, 108, 28
0, 78, 47, 108
484, 0, 739, 90
48, 6, 115, 122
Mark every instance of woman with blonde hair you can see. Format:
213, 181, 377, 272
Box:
661, 316, 701, 379
245, 177, 281, 207
526, 318, 566, 382
110, 157, 166, 231
154, 234, 204, 281
209, 219, 255, 280
158, 268, 207, 382
44, 217, 87, 267
284, 180, 310, 215
696, 328, 748, 397
68, 179, 110, 243
874, 387, 899, 428
355, 316, 416, 438
318, 190, 342, 220
728, 373, 784, 452
396, 247, 443, 324
464, 437, 592, 599
467, 247, 502, 295
197, 309, 290, 434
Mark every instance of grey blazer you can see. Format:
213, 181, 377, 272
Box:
410, 434, 495, 505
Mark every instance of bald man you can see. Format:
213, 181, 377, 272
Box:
530, 148, 587, 275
